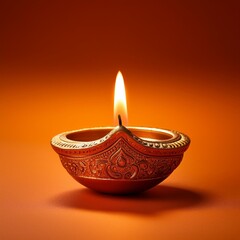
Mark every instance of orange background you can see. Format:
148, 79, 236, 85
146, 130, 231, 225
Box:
1, 1, 240, 239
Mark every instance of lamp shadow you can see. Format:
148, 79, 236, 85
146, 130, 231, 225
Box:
49, 185, 212, 215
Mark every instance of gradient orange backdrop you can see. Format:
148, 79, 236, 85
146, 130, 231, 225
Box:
1, 1, 240, 240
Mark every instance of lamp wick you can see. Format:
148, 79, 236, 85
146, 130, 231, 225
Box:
118, 114, 122, 126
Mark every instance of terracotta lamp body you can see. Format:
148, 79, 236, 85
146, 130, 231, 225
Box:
51, 120, 190, 194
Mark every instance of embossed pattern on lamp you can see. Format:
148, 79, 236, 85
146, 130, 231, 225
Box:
51, 72, 190, 194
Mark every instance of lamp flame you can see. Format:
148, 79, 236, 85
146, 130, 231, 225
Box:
114, 71, 128, 126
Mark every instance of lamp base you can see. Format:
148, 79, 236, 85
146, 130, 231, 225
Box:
74, 177, 167, 195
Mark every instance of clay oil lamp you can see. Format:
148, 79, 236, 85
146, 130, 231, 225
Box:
51, 72, 190, 194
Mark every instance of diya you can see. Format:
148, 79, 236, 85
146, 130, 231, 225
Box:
51, 72, 190, 194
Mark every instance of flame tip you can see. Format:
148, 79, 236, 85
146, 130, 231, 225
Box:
117, 71, 123, 77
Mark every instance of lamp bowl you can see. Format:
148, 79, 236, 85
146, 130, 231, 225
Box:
51, 127, 190, 194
